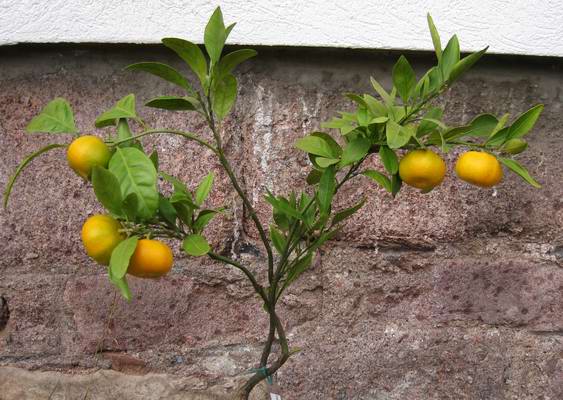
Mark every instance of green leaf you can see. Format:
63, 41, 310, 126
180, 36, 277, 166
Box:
362, 170, 391, 192
158, 195, 177, 227
370, 116, 389, 124
345, 93, 368, 108
339, 137, 371, 167
391, 173, 402, 197
125, 62, 192, 91
162, 38, 207, 85
485, 127, 510, 147
295, 135, 339, 159
122, 193, 139, 221
109, 147, 158, 220
108, 272, 132, 302
145, 96, 198, 111
217, 49, 257, 78
195, 172, 214, 206
95, 94, 137, 128
316, 157, 340, 168
392, 55, 416, 103
331, 198, 366, 226
379, 145, 399, 174
285, 252, 313, 287
417, 107, 444, 136
182, 234, 211, 256
115, 119, 139, 149
364, 95, 388, 117
92, 166, 123, 216
440, 35, 460, 81
193, 209, 222, 233
306, 169, 322, 185
225, 22, 236, 38
212, 74, 237, 120
265, 193, 303, 220
109, 236, 138, 279
370, 77, 394, 105
508, 104, 544, 139
204, 7, 227, 63
3, 143, 66, 208
160, 172, 189, 195
386, 120, 412, 149
499, 158, 541, 188
269, 225, 286, 254
26, 98, 77, 134
317, 166, 336, 215
427, 14, 442, 62
149, 149, 159, 169
500, 138, 528, 154
448, 47, 488, 83
310, 132, 343, 156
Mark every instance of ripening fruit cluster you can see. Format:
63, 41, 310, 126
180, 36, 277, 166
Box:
67, 136, 173, 279
398, 149, 503, 191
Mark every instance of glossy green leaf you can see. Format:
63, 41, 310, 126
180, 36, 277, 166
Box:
295, 135, 339, 159
440, 35, 460, 81
370, 77, 394, 105
427, 14, 442, 62
316, 157, 340, 168
193, 209, 222, 233
265, 193, 303, 220
317, 166, 335, 215
285, 252, 313, 287
363, 94, 387, 117
212, 74, 237, 120
269, 225, 286, 254
218, 49, 257, 78
379, 145, 399, 174
162, 38, 207, 85
108, 272, 132, 302
125, 62, 192, 91
391, 173, 402, 197
485, 127, 510, 147
417, 107, 444, 136
109, 236, 138, 279
95, 94, 137, 128
362, 170, 391, 192
149, 149, 159, 169
92, 166, 123, 216
306, 169, 322, 185
225, 22, 236, 38
386, 120, 412, 149
501, 138, 528, 154
392, 55, 416, 103
26, 98, 77, 134
499, 158, 541, 188
204, 7, 226, 62
3, 143, 66, 208
122, 193, 139, 221
508, 104, 544, 139
448, 46, 488, 83
109, 147, 158, 220
158, 195, 177, 227
331, 197, 366, 226
339, 137, 370, 167
183, 234, 211, 256
145, 96, 198, 111
195, 172, 214, 206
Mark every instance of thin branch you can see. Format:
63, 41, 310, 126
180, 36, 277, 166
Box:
108, 129, 218, 154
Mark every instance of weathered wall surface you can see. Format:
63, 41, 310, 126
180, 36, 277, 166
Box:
0, 45, 562, 399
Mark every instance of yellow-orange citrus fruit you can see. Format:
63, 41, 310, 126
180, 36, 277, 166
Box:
67, 135, 111, 179
398, 149, 447, 191
81, 214, 124, 265
455, 151, 503, 188
128, 239, 173, 279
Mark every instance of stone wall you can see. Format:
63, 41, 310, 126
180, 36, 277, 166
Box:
0, 45, 562, 399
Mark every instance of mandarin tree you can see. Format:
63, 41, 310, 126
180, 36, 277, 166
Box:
3, 8, 543, 399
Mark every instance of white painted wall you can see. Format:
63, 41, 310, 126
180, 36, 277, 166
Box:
1, 0, 561, 56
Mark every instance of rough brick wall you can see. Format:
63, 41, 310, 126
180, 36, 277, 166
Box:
0, 45, 562, 399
